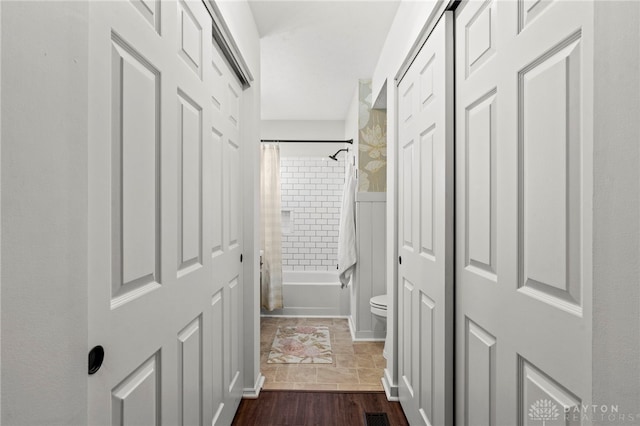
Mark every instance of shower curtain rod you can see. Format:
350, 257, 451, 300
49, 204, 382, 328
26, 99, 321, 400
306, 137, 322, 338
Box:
260, 139, 353, 144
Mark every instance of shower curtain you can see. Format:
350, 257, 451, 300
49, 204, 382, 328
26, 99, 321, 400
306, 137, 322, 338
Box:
260, 144, 284, 311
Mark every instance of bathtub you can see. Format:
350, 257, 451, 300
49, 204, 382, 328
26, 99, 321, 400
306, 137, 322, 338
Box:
261, 270, 350, 317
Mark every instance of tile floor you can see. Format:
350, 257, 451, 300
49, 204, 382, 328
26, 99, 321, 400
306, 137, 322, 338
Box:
260, 317, 386, 391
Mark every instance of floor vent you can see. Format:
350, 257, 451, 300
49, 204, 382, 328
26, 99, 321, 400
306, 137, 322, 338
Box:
364, 412, 390, 426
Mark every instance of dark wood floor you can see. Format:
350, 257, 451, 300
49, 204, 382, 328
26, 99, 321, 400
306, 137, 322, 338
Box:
232, 390, 409, 426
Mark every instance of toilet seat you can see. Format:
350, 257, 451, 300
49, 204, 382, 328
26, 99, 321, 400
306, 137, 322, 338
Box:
370, 294, 390, 359
370, 294, 388, 309
370, 294, 388, 317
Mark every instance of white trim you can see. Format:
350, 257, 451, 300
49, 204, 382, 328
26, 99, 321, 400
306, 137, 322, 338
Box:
242, 374, 265, 399
348, 315, 387, 341
261, 308, 345, 317
0, 1, 3, 419
261, 314, 349, 319
382, 369, 399, 401
394, 0, 451, 85
352, 336, 385, 342
348, 315, 357, 340
203, 0, 254, 87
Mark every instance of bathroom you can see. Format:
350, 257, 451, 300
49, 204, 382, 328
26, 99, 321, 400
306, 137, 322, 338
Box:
259, 81, 389, 391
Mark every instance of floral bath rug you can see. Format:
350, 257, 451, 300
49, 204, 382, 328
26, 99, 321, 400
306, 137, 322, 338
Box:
267, 325, 333, 364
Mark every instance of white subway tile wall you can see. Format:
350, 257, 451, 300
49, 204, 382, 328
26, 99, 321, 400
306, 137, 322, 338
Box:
280, 156, 345, 271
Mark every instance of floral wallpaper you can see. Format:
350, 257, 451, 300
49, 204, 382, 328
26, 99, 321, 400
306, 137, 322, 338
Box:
358, 79, 387, 192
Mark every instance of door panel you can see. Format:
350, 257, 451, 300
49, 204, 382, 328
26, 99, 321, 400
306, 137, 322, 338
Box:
418, 293, 435, 424
401, 139, 415, 248
177, 91, 203, 274
211, 128, 224, 257
227, 138, 241, 249
130, 0, 161, 32
465, 318, 496, 426
519, 358, 581, 426
228, 277, 241, 392
466, 90, 497, 278
111, 353, 161, 426
397, 13, 453, 426
211, 290, 225, 424
419, 129, 435, 257
89, 1, 244, 424
519, 33, 583, 312
178, 0, 203, 79
455, 1, 593, 424
177, 316, 203, 426
401, 278, 414, 397
110, 33, 161, 305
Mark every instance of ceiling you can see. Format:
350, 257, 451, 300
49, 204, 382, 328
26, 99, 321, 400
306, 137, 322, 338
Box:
248, 0, 400, 121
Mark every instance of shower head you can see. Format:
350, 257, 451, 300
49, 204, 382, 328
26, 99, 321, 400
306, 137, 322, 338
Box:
329, 148, 348, 161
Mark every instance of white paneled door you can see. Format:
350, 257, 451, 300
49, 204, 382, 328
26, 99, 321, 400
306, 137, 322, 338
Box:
455, 1, 593, 424
88, 1, 244, 425
397, 13, 454, 426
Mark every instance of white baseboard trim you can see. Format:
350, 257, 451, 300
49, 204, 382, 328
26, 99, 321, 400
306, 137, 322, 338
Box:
242, 374, 265, 399
348, 315, 357, 340
352, 336, 385, 342
382, 369, 399, 401
261, 314, 350, 319
260, 308, 346, 316
348, 315, 386, 341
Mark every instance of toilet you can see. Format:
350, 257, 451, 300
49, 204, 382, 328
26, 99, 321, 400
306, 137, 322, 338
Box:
370, 294, 389, 359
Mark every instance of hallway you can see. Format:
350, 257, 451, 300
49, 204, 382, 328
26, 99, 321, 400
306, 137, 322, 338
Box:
231, 390, 408, 426
260, 317, 385, 391
0, 0, 639, 425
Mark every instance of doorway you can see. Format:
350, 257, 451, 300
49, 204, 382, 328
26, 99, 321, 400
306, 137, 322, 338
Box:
259, 142, 386, 391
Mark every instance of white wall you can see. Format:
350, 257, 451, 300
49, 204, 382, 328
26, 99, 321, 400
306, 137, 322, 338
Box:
215, 1, 260, 78
344, 88, 359, 163
262, 120, 345, 140
351, 194, 387, 341
215, 0, 264, 397
1, 2, 89, 423
371, 0, 440, 100
592, 0, 640, 414
0, 2, 3, 421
